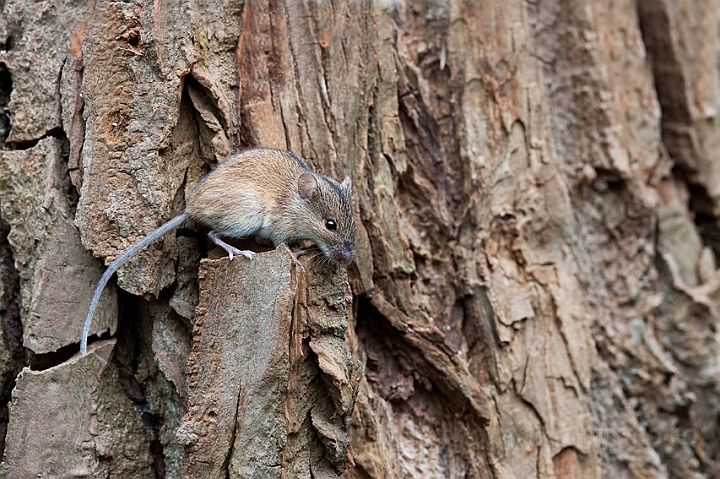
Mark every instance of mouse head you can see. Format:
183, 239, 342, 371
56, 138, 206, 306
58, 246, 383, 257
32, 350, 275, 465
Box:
297, 172, 356, 264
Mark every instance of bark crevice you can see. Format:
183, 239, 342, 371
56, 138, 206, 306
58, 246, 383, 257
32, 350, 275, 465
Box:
0, 64, 9, 149
0, 216, 26, 457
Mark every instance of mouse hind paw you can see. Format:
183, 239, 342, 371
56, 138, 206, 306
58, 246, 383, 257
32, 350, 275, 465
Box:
208, 230, 255, 261
228, 248, 256, 261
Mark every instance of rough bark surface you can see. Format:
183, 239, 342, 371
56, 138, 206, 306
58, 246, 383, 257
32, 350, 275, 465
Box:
2, 340, 154, 477
0, 0, 718, 478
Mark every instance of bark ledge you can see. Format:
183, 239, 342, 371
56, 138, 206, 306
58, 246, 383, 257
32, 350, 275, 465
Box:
178, 246, 358, 478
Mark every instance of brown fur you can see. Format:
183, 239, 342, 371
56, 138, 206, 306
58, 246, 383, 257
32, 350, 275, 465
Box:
82, 148, 355, 354
187, 148, 355, 263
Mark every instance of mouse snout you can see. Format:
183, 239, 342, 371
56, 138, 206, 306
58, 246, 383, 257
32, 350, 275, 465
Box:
327, 241, 354, 264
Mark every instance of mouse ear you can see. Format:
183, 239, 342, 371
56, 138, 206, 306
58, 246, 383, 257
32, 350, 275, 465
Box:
298, 173, 319, 200
341, 176, 352, 192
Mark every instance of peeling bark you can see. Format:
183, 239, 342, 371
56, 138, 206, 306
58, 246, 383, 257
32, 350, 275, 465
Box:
0, 0, 718, 478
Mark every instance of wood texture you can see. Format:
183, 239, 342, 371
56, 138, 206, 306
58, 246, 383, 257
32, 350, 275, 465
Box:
0, 0, 719, 477
2, 340, 154, 477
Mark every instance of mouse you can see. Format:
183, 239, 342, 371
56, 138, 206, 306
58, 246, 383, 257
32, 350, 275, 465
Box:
80, 147, 356, 355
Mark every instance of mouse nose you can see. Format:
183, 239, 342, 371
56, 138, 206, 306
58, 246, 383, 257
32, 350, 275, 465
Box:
330, 243, 354, 264
338, 250, 354, 264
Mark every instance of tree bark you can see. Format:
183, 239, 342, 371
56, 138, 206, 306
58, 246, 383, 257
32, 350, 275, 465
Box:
0, 0, 719, 478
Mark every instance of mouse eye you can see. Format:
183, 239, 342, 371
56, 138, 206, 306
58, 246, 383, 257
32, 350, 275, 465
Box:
325, 219, 337, 231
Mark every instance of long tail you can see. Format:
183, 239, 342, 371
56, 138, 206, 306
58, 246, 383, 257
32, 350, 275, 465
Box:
80, 212, 190, 355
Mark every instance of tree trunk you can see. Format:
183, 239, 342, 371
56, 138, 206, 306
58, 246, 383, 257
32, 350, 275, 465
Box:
0, 0, 719, 477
